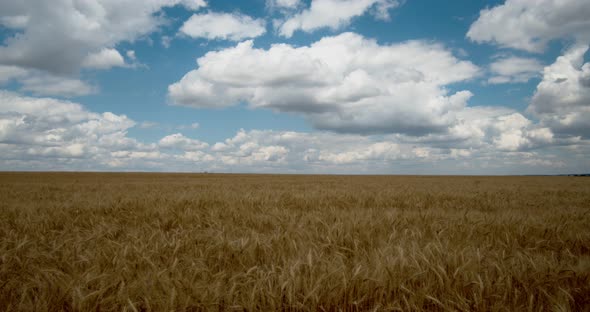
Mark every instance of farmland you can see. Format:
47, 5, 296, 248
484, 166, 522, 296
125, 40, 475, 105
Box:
0, 172, 589, 311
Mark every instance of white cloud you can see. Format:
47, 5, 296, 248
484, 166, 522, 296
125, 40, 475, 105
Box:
205, 129, 405, 168
0, 1, 206, 97
267, 0, 302, 10
488, 56, 543, 84
179, 128, 573, 174
317, 142, 400, 164
467, 0, 590, 52
0, 0, 208, 99
490, 113, 534, 151
126, 50, 137, 61
82, 48, 126, 70
0, 0, 207, 74
0, 90, 191, 171
19, 74, 97, 97
180, 12, 266, 41
420, 106, 555, 152
169, 32, 480, 136
0, 90, 585, 174
159, 133, 209, 150
370, 0, 400, 21
278, 0, 401, 37
0, 91, 136, 158
0, 66, 96, 97
179, 0, 208, 10
528, 44, 590, 138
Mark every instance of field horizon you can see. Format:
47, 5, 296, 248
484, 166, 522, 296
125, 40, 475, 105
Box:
2, 171, 590, 177
1, 172, 589, 311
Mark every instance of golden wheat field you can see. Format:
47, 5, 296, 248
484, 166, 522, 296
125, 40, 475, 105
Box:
0, 172, 589, 311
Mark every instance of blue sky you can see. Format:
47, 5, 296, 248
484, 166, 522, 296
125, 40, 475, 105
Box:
0, 0, 589, 174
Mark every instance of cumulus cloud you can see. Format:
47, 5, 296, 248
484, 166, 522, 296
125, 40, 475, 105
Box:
528, 44, 590, 138
316, 142, 401, 165
180, 12, 266, 41
488, 56, 543, 84
487, 113, 543, 151
169, 32, 480, 136
396, 106, 556, 153
159, 133, 209, 150
0, 91, 139, 165
0, 90, 583, 173
201, 129, 417, 170
0, 0, 207, 74
82, 48, 126, 70
0, 0, 208, 98
0, 91, 397, 171
467, 0, 590, 52
278, 0, 402, 37
175, 128, 571, 173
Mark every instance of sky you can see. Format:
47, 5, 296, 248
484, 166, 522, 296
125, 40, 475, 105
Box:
0, 0, 589, 174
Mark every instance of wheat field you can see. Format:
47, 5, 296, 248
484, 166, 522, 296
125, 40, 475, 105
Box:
0, 172, 589, 311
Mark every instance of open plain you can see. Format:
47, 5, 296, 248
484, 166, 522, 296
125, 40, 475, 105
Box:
0, 172, 589, 311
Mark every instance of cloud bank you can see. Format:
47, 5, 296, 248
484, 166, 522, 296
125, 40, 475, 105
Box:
169, 32, 480, 136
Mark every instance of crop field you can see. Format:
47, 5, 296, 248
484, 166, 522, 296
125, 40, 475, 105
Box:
0, 172, 589, 311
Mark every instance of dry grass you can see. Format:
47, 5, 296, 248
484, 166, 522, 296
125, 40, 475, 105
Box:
0, 172, 589, 311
